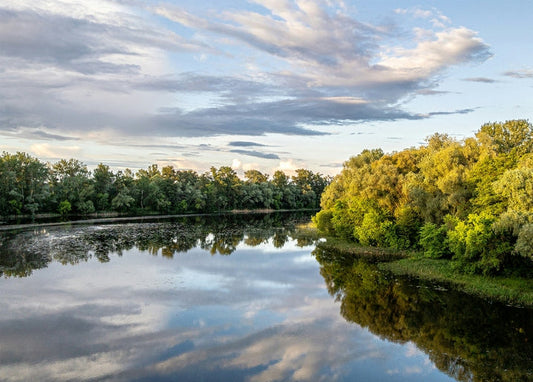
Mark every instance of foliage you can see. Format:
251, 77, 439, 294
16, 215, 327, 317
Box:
0, 152, 330, 218
419, 222, 451, 259
0, 152, 49, 217
315, 120, 533, 275
58, 200, 72, 216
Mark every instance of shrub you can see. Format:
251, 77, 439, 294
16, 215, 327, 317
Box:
313, 210, 334, 235
58, 200, 71, 216
419, 223, 451, 258
447, 212, 513, 275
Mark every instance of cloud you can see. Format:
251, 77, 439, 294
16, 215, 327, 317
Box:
319, 162, 343, 169
410, 108, 476, 120
136, 73, 281, 104
123, 143, 186, 150
3, 127, 79, 141
158, 2, 490, 91
228, 141, 268, 148
503, 69, 533, 79
0, 7, 205, 76
395, 7, 451, 28
229, 149, 280, 160
274, 159, 302, 176
231, 158, 242, 170
147, 97, 423, 138
30, 143, 81, 159
463, 77, 497, 83
0, 0, 492, 144
416, 89, 451, 96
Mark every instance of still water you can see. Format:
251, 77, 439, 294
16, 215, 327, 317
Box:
0, 213, 531, 381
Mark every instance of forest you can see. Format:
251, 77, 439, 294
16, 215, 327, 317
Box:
314, 120, 533, 276
0, 155, 330, 218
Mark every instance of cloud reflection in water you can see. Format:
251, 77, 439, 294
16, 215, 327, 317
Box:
0, 218, 454, 382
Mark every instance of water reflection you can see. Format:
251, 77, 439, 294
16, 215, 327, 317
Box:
313, 246, 533, 382
0, 212, 315, 278
0, 214, 530, 381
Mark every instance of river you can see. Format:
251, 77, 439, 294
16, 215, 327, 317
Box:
0, 213, 531, 381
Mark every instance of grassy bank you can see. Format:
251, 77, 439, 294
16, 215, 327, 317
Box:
379, 257, 533, 307
316, 236, 409, 262
307, 225, 533, 307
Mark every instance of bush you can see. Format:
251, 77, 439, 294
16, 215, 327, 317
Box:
447, 213, 513, 275
330, 201, 356, 240
77, 200, 95, 214
354, 209, 389, 247
313, 210, 334, 235
58, 200, 71, 216
419, 223, 451, 258
515, 224, 533, 260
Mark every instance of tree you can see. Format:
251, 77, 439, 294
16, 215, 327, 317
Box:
93, 163, 115, 211
493, 167, 533, 213
419, 222, 451, 258
50, 159, 94, 214
244, 169, 269, 184
210, 166, 242, 211
447, 212, 512, 274
314, 120, 533, 275
476, 119, 533, 157
111, 187, 135, 212
0, 152, 49, 216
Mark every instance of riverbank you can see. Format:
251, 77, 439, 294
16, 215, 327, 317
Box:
311, 228, 533, 308
379, 257, 533, 307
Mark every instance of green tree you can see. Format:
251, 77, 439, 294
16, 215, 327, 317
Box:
244, 169, 269, 184
50, 159, 94, 214
476, 119, 533, 157
210, 166, 242, 211
0, 152, 49, 216
92, 163, 115, 211
58, 200, 72, 216
419, 222, 451, 258
447, 212, 512, 274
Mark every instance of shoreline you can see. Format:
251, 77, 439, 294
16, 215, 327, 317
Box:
314, 231, 533, 308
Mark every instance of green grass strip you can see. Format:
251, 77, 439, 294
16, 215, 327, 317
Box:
379, 257, 533, 307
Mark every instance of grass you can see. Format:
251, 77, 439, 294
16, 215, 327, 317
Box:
303, 224, 533, 307
316, 236, 409, 262
379, 256, 533, 307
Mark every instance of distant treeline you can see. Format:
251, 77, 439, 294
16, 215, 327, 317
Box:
0, 154, 330, 218
314, 120, 533, 275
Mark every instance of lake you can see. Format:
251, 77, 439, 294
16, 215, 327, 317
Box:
0, 213, 531, 381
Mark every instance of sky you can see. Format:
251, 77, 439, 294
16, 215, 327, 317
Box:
1, 0, 532, 176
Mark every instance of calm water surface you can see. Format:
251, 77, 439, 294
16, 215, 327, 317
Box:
0, 213, 531, 381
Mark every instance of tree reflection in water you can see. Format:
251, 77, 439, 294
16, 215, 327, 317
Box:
1, 213, 531, 382
0, 212, 315, 278
313, 246, 533, 382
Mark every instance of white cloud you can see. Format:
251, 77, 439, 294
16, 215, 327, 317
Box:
242, 162, 260, 171
30, 143, 81, 159
274, 159, 302, 176
158, 1, 490, 91
0, 0, 492, 161
231, 158, 242, 170
379, 27, 491, 81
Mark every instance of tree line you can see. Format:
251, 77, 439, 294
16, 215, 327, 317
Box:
314, 120, 533, 275
0, 154, 330, 218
